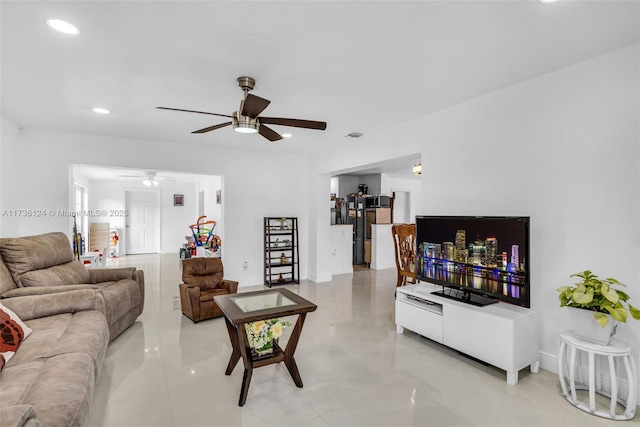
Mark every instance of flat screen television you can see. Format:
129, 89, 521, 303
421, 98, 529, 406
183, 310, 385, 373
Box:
415, 216, 530, 308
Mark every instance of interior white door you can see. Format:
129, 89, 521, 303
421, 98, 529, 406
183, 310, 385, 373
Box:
125, 191, 159, 254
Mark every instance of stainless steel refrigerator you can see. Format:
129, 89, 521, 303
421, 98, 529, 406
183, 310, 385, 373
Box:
345, 195, 365, 265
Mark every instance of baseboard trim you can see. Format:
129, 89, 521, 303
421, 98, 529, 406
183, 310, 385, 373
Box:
308, 272, 332, 283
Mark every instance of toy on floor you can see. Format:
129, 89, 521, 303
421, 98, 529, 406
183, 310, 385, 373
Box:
179, 216, 221, 259
110, 230, 119, 258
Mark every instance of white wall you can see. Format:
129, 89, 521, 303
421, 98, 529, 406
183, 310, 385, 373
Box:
330, 176, 339, 196
381, 174, 421, 223
0, 117, 23, 236
310, 45, 640, 383
0, 118, 20, 236
0, 128, 309, 286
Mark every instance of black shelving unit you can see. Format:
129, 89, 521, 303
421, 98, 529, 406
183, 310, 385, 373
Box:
264, 217, 299, 287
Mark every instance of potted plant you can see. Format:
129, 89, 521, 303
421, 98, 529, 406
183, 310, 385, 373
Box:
278, 218, 287, 230
280, 253, 288, 264
557, 270, 640, 344
273, 238, 279, 248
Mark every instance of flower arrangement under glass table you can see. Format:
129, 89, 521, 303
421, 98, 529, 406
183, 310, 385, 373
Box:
245, 318, 292, 357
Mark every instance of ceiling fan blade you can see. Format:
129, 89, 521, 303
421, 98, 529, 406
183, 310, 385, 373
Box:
192, 122, 232, 134
241, 94, 271, 118
259, 124, 283, 142
260, 117, 327, 130
157, 107, 233, 118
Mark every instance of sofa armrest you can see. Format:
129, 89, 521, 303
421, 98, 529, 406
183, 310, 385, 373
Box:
88, 267, 136, 283
2, 284, 99, 299
133, 269, 145, 313
0, 405, 40, 427
221, 279, 239, 294
0, 289, 106, 321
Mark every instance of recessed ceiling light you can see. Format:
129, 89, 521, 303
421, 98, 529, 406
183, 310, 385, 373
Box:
46, 19, 80, 35
92, 107, 110, 114
538, 0, 560, 4
282, 133, 292, 138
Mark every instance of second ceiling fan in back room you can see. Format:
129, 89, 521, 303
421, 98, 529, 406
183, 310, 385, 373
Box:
157, 76, 327, 142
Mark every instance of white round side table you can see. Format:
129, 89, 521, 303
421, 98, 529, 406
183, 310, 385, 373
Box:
558, 330, 637, 420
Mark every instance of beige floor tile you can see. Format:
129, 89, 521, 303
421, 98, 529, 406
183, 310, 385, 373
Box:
86, 254, 636, 426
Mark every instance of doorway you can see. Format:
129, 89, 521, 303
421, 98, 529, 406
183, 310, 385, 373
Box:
393, 191, 410, 223
125, 190, 160, 254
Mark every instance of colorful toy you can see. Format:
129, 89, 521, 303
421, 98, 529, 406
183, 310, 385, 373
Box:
110, 230, 119, 258
180, 216, 221, 259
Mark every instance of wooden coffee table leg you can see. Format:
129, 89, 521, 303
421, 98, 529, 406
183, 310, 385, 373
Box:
223, 316, 241, 375
284, 314, 307, 388
237, 323, 254, 407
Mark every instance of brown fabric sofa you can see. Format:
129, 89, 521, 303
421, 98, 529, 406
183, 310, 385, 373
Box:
0, 290, 109, 427
179, 257, 238, 323
0, 232, 144, 342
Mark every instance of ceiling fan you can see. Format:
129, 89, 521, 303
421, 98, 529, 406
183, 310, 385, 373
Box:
157, 76, 327, 142
117, 171, 172, 186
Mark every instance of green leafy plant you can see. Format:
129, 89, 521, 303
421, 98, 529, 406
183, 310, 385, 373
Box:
278, 218, 287, 229
557, 270, 640, 327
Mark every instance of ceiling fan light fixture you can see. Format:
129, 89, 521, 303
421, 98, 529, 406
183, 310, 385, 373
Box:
142, 178, 159, 187
46, 19, 80, 35
413, 164, 422, 175
233, 115, 259, 134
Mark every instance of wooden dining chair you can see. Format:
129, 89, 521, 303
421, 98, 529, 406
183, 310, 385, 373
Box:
391, 223, 418, 287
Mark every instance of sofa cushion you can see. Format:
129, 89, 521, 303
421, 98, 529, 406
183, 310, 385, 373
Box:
96, 280, 142, 326
199, 288, 229, 302
0, 404, 40, 427
8, 311, 108, 381
0, 255, 17, 294
0, 303, 33, 371
19, 262, 90, 288
0, 232, 90, 287
19, 353, 96, 427
0, 361, 44, 407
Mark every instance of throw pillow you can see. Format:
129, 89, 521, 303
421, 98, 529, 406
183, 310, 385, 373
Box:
0, 303, 32, 371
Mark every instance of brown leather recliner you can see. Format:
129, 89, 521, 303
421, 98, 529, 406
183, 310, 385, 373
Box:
179, 257, 238, 323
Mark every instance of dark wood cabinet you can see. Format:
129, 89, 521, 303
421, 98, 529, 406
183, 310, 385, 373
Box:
264, 217, 299, 287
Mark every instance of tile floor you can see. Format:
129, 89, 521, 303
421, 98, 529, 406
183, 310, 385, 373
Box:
87, 254, 629, 426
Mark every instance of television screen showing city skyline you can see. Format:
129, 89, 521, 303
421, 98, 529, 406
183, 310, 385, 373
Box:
416, 216, 530, 308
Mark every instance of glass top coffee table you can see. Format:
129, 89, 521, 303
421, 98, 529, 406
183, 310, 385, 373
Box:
214, 288, 317, 406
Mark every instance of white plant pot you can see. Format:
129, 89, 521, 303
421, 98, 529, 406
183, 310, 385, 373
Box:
567, 306, 617, 345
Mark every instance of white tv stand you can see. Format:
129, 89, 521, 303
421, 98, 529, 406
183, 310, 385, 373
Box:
396, 283, 540, 385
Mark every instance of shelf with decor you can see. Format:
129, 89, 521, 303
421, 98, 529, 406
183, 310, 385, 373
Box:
264, 217, 299, 287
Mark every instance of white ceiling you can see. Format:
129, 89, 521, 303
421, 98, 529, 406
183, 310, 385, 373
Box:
2, 1, 639, 162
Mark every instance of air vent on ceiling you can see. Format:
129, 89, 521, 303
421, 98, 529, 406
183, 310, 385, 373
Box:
345, 132, 363, 138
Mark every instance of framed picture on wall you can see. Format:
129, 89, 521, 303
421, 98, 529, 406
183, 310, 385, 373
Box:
216, 189, 221, 204
174, 194, 184, 206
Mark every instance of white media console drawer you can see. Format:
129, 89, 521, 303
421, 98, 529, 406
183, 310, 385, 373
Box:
395, 292, 443, 344
395, 283, 540, 385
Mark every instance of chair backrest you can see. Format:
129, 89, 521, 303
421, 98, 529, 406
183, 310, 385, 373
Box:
391, 224, 417, 281
182, 257, 224, 290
